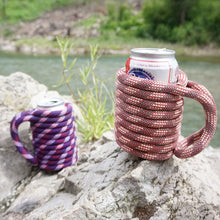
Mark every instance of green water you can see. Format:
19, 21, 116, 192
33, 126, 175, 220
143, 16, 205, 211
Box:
0, 52, 219, 148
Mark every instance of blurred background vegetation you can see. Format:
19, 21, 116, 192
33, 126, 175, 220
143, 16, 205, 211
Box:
102, 0, 220, 46
0, 0, 78, 23
0, 0, 219, 47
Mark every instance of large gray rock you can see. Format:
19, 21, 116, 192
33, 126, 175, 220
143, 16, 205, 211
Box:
1, 72, 220, 220
2, 137, 220, 220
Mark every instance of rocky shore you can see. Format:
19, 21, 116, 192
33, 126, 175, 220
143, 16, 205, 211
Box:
0, 37, 130, 56
0, 72, 220, 219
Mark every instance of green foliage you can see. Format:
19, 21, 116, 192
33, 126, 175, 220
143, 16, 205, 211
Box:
0, 0, 77, 23
76, 14, 99, 27
77, 93, 114, 141
142, 0, 220, 46
56, 37, 114, 142
99, 0, 220, 46
100, 0, 144, 38
1, 0, 220, 46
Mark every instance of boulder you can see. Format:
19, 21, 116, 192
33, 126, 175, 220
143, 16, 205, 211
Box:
2, 136, 220, 220
0, 72, 220, 220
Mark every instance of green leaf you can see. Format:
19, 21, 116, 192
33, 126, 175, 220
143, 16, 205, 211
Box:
64, 39, 69, 53
68, 58, 77, 71
65, 41, 74, 59
61, 53, 66, 67
66, 71, 75, 83
52, 76, 64, 88
56, 36, 63, 49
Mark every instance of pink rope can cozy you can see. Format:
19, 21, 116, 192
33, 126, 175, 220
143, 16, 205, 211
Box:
115, 67, 217, 161
10, 98, 78, 170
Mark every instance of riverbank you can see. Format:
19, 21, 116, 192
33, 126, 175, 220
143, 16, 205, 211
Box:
1, 36, 220, 59
0, 1, 220, 58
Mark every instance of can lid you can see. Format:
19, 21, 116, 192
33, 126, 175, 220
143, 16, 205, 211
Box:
131, 48, 175, 58
37, 97, 64, 109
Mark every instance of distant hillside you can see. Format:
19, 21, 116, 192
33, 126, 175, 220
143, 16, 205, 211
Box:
0, 0, 86, 24
0, 0, 143, 38
0, 0, 143, 24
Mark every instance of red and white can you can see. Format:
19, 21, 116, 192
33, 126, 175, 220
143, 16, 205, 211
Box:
125, 48, 179, 83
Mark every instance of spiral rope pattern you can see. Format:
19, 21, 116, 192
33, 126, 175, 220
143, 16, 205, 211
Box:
115, 68, 217, 160
10, 103, 77, 170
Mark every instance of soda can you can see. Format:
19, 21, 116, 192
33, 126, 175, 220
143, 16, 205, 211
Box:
125, 48, 179, 83
37, 97, 65, 111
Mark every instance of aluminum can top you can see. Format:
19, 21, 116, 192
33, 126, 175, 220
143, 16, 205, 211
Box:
127, 48, 179, 83
130, 48, 175, 59
37, 97, 65, 111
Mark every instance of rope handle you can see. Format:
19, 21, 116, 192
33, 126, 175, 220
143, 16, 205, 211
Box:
10, 110, 38, 165
173, 80, 217, 158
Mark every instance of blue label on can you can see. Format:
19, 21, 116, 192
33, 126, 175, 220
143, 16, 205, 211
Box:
128, 68, 155, 80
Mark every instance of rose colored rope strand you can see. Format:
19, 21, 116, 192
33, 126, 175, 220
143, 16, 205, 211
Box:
115, 68, 217, 160
10, 103, 77, 170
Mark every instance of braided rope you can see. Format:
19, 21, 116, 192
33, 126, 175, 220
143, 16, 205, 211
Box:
115, 68, 217, 160
10, 103, 77, 170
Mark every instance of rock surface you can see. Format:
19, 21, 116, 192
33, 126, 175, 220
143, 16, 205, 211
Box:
0, 72, 220, 220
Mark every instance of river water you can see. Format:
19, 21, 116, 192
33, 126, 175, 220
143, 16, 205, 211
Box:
0, 52, 219, 148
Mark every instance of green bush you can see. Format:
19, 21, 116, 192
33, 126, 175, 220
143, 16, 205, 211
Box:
154, 24, 171, 41
142, 0, 220, 46
135, 24, 150, 38
171, 23, 211, 46
206, 4, 220, 44
101, 1, 143, 38
171, 26, 187, 44
100, 0, 220, 45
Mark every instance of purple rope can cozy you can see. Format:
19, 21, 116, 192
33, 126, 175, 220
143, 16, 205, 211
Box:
10, 98, 78, 170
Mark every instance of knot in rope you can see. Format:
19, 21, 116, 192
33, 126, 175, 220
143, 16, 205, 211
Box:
10, 103, 77, 170
115, 68, 217, 160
